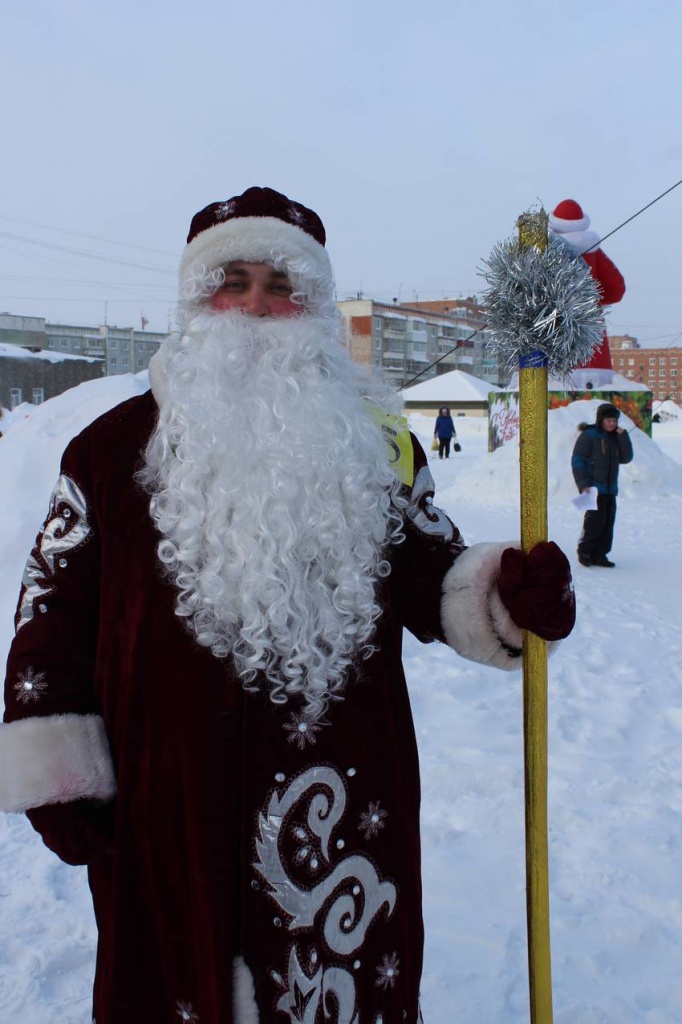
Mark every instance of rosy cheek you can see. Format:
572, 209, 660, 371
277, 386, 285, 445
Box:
271, 296, 300, 317
209, 291, 240, 311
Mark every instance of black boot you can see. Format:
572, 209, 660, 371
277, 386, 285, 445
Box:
592, 556, 615, 568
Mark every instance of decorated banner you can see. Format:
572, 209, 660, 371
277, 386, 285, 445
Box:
488, 389, 652, 451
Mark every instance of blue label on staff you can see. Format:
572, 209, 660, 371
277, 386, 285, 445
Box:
519, 351, 549, 369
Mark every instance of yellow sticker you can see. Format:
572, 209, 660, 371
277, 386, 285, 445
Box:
366, 405, 414, 486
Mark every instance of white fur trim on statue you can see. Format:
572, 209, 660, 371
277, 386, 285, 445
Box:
566, 367, 615, 389
233, 956, 260, 1024
549, 211, 590, 234
180, 216, 332, 294
0, 713, 117, 813
441, 542, 524, 671
549, 228, 601, 256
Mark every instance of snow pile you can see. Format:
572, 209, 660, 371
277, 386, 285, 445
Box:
653, 398, 682, 422
437, 399, 682, 510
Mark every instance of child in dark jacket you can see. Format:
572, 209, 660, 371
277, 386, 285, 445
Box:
571, 402, 634, 567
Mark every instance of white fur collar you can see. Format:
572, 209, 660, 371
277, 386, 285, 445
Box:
551, 228, 601, 255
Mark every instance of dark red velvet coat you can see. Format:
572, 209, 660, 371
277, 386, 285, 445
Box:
3, 391, 468, 1024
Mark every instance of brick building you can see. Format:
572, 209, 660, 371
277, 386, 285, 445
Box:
610, 334, 681, 403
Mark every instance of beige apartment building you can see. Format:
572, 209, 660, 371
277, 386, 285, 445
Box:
336, 296, 501, 390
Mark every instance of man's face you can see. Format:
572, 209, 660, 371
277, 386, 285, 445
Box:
602, 417, 619, 432
208, 261, 299, 318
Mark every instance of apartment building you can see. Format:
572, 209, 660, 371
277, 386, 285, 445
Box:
336, 297, 497, 390
610, 334, 681, 402
45, 322, 168, 375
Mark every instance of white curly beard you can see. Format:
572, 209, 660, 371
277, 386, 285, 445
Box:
140, 308, 403, 719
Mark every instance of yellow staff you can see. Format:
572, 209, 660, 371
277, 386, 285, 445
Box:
482, 208, 603, 1024
517, 210, 552, 1024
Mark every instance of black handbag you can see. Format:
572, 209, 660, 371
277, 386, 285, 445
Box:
453, 441, 462, 452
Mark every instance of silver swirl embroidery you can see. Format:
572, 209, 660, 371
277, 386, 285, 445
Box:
17, 475, 92, 631
405, 465, 454, 543
254, 766, 397, 1023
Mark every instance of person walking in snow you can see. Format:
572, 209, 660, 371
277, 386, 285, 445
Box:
433, 406, 456, 459
572, 402, 634, 568
1, 186, 576, 1024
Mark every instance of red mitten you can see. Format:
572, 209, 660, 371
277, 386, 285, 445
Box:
26, 799, 117, 866
497, 541, 576, 641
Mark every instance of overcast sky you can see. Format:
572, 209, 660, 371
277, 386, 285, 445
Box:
2, 0, 680, 347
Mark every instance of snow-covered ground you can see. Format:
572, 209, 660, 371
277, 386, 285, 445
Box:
2, 377, 682, 1023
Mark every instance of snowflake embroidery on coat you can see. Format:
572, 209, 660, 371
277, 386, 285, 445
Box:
358, 801, 388, 840
14, 667, 48, 704
283, 713, 324, 749
175, 1000, 199, 1022
375, 952, 400, 990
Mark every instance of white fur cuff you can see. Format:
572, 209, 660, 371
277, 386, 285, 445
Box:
441, 542, 523, 671
233, 956, 260, 1023
0, 713, 117, 813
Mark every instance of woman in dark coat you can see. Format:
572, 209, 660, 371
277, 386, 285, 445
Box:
433, 407, 456, 460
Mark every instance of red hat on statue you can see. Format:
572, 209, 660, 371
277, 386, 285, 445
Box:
549, 199, 591, 235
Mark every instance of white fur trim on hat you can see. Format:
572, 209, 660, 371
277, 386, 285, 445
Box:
441, 542, 523, 670
0, 713, 117, 813
549, 211, 591, 234
179, 215, 332, 293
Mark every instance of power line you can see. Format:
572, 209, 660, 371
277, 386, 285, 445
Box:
0, 295, 173, 304
0, 214, 178, 258
587, 179, 682, 252
0, 231, 175, 275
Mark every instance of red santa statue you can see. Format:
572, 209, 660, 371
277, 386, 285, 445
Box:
1, 186, 576, 1024
549, 198, 625, 389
